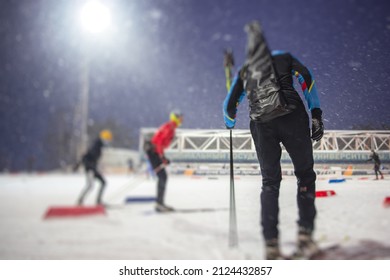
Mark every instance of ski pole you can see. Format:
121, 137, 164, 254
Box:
229, 129, 238, 247
223, 48, 238, 248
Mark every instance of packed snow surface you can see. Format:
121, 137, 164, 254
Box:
0, 172, 389, 259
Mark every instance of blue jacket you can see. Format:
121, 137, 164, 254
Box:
223, 51, 321, 126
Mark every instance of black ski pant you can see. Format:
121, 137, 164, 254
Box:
78, 166, 106, 205
146, 149, 167, 205
250, 107, 317, 241
374, 163, 383, 178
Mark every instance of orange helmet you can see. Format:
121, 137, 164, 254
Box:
100, 129, 113, 141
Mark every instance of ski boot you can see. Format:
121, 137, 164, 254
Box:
265, 239, 285, 260
291, 227, 320, 259
155, 203, 175, 213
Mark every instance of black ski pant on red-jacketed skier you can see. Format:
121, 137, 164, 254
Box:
250, 104, 317, 241
146, 148, 167, 205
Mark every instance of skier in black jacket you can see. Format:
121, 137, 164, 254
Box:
367, 150, 384, 180
223, 21, 324, 259
76, 129, 113, 206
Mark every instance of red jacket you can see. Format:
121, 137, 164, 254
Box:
151, 120, 177, 156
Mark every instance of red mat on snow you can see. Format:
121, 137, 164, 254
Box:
316, 190, 336, 198
44, 206, 106, 219
383, 197, 390, 208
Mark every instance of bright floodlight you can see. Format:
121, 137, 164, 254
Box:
80, 1, 111, 34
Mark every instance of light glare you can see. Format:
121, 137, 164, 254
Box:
80, 1, 111, 34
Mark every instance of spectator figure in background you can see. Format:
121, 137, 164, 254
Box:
367, 150, 384, 180
144, 110, 183, 212
127, 158, 134, 174
75, 129, 113, 206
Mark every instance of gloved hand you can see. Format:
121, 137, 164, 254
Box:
311, 108, 324, 142
72, 162, 80, 172
162, 156, 170, 165
224, 113, 236, 129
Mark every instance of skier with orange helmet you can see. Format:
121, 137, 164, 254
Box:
76, 129, 113, 206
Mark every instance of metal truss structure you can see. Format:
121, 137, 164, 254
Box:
139, 129, 390, 164
313, 130, 390, 151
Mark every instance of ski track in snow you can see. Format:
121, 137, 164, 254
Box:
0, 173, 389, 260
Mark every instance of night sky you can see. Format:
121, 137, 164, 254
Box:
1, 0, 390, 171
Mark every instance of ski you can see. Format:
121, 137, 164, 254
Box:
308, 244, 341, 260
103, 204, 126, 209
286, 244, 341, 260
143, 207, 228, 216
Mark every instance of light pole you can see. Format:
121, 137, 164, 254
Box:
77, 1, 112, 158
78, 54, 90, 159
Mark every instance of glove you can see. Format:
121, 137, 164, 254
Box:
162, 156, 170, 165
72, 162, 80, 172
224, 113, 236, 129
311, 108, 324, 142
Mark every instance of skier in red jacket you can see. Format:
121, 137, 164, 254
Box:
145, 110, 183, 212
